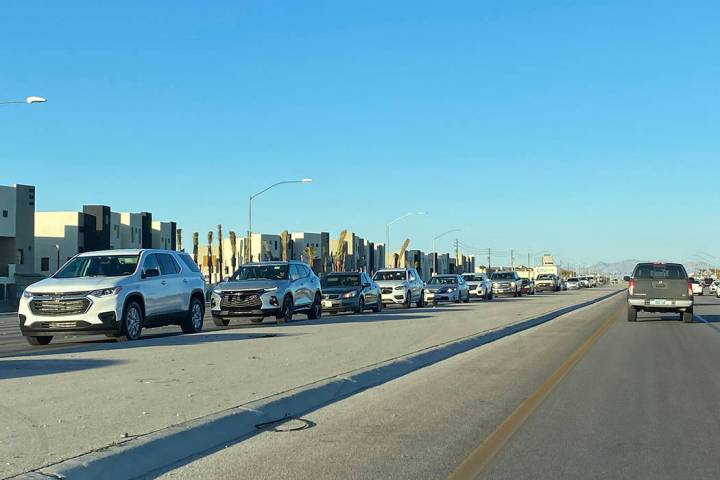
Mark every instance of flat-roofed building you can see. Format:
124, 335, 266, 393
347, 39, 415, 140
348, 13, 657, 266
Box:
0, 184, 37, 304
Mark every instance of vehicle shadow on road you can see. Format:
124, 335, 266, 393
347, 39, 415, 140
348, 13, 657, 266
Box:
283, 306, 476, 326
3, 332, 298, 359
0, 358, 122, 380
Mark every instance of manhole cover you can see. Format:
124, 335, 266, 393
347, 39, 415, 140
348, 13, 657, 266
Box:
257, 418, 314, 432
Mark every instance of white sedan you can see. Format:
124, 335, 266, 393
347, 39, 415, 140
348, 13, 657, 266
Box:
711, 280, 720, 294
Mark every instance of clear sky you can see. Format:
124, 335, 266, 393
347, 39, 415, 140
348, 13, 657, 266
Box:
2, 0, 719, 267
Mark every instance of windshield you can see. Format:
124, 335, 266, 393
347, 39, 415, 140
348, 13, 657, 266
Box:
232, 264, 288, 281
491, 272, 514, 280
322, 275, 360, 288
373, 271, 407, 281
537, 274, 553, 280
634, 264, 686, 280
54, 255, 139, 278
463, 274, 481, 281
428, 276, 457, 285
568, 277, 579, 282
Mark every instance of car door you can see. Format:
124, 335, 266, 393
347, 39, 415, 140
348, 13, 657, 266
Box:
301, 265, 315, 305
408, 269, 420, 301
361, 273, 376, 305
289, 264, 307, 307
139, 253, 165, 321
157, 253, 185, 317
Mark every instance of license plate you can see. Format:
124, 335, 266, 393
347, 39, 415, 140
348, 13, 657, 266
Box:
322, 300, 333, 308
651, 299, 667, 305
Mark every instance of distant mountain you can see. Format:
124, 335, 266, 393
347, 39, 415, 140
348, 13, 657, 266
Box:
586, 259, 714, 276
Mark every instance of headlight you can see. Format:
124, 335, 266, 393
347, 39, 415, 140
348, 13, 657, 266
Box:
447, 288, 455, 293
341, 290, 357, 298
262, 287, 278, 293
510, 282, 516, 288
22, 290, 34, 299
394, 285, 404, 291
89, 287, 123, 297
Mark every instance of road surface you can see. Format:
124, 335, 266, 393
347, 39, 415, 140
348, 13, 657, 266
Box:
160, 292, 720, 480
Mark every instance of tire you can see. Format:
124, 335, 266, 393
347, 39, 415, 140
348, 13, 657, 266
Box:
26, 336, 52, 346
355, 296, 365, 314
516, 289, 522, 297
627, 306, 638, 322
181, 297, 204, 334
683, 310, 693, 323
463, 292, 470, 303
372, 297, 383, 313
416, 290, 425, 308
117, 300, 143, 341
307, 294, 322, 320
250, 317, 264, 323
404, 292, 412, 309
213, 315, 230, 327
276, 295, 294, 324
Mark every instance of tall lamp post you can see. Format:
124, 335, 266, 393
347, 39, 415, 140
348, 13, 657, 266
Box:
248, 178, 313, 262
54, 244, 61, 273
432, 228, 460, 275
0, 96, 47, 106
385, 212, 427, 266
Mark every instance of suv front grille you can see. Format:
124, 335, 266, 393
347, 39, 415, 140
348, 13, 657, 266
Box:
221, 291, 263, 309
29, 298, 91, 316
381, 288, 393, 294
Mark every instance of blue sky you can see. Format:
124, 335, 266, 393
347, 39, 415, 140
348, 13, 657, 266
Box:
2, 0, 719, 266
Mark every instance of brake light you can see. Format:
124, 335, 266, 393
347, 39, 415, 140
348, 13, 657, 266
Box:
628, 279, 634, 295
688, 282, 693, 297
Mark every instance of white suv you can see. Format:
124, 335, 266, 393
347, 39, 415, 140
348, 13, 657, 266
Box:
372, 268, 425, 308
19, 249, 206, 345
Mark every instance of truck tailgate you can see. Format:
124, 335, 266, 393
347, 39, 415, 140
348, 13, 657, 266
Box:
633, 278, 688, 299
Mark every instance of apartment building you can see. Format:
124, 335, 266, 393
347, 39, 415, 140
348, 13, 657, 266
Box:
0, 184, 37, 304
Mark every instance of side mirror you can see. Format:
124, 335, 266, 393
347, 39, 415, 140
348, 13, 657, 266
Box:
623, 275, 631, 282
143, 268, 160, 278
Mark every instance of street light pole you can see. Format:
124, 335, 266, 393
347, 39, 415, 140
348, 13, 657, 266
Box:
55, 244, 60, 273
432, 228, 460, 274
385, 211, 427, 267
247, 178, 312, 262
0, 96, 47, 105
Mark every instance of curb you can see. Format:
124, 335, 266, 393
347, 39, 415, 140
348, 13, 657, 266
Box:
23, 290, 624, 480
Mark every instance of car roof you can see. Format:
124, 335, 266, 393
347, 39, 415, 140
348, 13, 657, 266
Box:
76, 249, 146, 257
376, 268, 407, 272
324, 271, 361, 275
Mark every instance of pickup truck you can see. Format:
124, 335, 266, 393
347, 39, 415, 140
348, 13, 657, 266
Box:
625, 262, 693, 323
535, 274, 560, 292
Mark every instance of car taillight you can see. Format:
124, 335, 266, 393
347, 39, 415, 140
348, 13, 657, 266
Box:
628, 279, 634, 295
688, 282, 693, 297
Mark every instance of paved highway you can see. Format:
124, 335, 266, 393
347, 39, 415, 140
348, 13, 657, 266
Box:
0, 288, 614, 478
159, 292, 720, 480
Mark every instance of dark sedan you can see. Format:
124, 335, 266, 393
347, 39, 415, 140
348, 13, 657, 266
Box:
320, 272, 382, 314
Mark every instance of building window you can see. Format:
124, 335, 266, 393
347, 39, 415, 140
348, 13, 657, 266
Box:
274, 241, 278, 249
2, 210, 7, 217
41, 257, 50, 271
16, 249, 24, 265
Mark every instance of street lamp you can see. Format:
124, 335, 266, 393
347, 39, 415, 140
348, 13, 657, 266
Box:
0, 96, 47, 105
385, 211, 427, 266
247, 178, 313, 262
432, 229, 460, 274
55, 244, 61, 273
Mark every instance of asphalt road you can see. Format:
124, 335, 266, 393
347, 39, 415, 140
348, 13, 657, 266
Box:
0, 287, 614, 478
160, 290, 720, 480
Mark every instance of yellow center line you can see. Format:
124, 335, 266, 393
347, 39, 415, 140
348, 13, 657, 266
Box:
447, 301, 624, 480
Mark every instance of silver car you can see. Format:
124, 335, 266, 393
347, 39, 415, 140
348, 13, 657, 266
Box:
462, 273, 493, 300
566, 277, 582, 289
425, 274, 470, 305
210, 261, 322, 324
373, 268, 426, 308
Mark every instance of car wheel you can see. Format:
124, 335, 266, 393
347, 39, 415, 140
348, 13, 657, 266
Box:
307, 293, 322, 320
212, 315, 230, 327
372, 297, 383, 313
627, 306, 638, 322
355, 296, 365, 314
26, 336, 52, 346
416, 290, 425, 308
117, 300, 143, 341
181, 297, 204, 334
250, 317, 264, 323
463, 292, 470, 303
404, 292, 412, 309
277, 295, 294, 324
683, 310, 693, 323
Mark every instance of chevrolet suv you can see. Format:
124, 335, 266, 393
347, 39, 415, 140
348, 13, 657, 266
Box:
210, 261, 322, 324
19, 249, 206, 345
373, 268, 425, 308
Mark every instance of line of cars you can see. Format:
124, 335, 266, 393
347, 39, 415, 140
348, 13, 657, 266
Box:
17, 250, 578, 345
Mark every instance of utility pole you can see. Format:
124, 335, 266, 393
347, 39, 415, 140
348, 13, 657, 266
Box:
511, 249, 515, 271
487, 248, 491, 273
528, 253, 531, 277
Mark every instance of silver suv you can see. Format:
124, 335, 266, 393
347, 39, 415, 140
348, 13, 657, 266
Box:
18, 249, 206, 344
210, 261, 322, 324
490, 271, 522, 297
373, 268, 425, 308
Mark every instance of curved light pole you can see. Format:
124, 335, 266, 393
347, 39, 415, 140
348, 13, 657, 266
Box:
385, 211, 426, 267
0, 96, 47, 105
432, 228, 460, 274
248, 178, 312, 262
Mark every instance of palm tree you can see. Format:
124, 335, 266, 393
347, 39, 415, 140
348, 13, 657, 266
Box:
192, 232, 199, 265
334, 230, 348, 272
217, 224, 224, 278
207, 231, 214, 283
176, 228, 183, 252
303, 244, 317, 266
280, 230, 290, 261
229, 231, 237, 273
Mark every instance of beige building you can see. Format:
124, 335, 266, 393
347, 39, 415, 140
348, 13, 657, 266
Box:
1, 184, 38, 304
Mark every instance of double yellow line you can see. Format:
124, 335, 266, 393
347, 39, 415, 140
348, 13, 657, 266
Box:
448, 302, 623, 480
